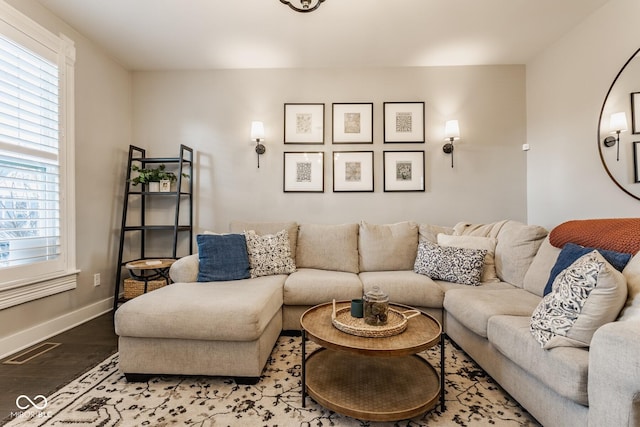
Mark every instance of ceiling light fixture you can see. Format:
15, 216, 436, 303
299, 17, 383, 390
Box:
280, 0, 325, 13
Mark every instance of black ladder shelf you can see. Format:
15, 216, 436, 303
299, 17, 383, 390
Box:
113, 144, 194, 309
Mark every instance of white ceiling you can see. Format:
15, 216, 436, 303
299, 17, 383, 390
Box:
35, 0, 610, 70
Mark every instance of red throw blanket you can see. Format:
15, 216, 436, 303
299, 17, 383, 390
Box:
549, 218, 640, 254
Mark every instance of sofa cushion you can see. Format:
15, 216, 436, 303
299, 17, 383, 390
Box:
418, 223, 453, 243
437, 234, 499, 283
444, 288, 540, 338
436, 279, 515, 293
487, 315, 589, 406
530, 250, 627, 349
283, 268, 363, 305
542, 243, 631, 296
619, 251, 640, 321
244, 229, 296, 278
453, 220, 507, 238
359, 271, 444, 308
414, 241, 486, 286
523, 237, 560, 297
169, 253, 199, 283
196, 234, 250, 282
495, 220, 548, 288
295, 223, 359, 273
230, 221, 299, 262
359, 221, 418, 271
115, 276, 285, 341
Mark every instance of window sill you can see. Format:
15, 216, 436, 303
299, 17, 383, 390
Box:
0, 271, 79, 310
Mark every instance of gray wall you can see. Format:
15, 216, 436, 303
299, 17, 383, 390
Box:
133, 65, 528, 235
526, 0, 640, 229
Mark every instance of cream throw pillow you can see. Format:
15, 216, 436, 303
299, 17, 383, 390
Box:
530, 250, 627, 349
437, 234, 499, 283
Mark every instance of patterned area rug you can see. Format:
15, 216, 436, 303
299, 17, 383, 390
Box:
4, 336, 540, 426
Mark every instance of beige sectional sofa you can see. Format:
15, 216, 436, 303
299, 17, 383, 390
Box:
114, 219, 640, 427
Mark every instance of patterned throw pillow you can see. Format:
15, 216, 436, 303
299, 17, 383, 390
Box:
530, 250, 627, 349
244, 229, 297, 278
413, 241, 487, 286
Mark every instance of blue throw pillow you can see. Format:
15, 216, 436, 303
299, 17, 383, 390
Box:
543, 242, 632, 295
197, 234, 250, 282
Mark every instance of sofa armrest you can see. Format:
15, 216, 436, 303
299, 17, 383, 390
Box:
588, 319, 640, 427
169, 254, 199, 283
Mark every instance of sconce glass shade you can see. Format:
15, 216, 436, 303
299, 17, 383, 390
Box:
251, 121, 265, 141
444, 120, 460, 140
609, 112, 628, 133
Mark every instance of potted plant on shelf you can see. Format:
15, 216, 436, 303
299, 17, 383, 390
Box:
130, 164, 188, 192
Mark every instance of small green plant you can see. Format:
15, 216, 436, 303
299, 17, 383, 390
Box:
130, 164, 188, 186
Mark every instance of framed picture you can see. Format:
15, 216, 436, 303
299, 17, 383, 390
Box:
333, 151, 374, 192
332, 103, 373, 143
634, 141, 640, 183
383, 102, 425, 143
283, 152, 324, 192
284, 103, 325, 144
632, 92, 640, 134
383, 151, 425, 192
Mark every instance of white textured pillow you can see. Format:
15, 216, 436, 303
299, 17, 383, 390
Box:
437, 234, 499, 283
530, 250, 627, 349
244, 230, 296, 278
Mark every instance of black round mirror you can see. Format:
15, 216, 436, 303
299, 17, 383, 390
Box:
598, 47, 640, 201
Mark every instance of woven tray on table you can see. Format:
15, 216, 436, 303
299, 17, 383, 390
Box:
331, 300, 421, 338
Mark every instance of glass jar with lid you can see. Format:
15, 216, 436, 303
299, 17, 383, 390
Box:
364, 286, 389, 326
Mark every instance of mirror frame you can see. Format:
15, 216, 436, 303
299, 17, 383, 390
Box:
598, 47, 640, 201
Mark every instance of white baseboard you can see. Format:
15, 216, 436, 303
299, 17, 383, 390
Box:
0, 297, 114, 360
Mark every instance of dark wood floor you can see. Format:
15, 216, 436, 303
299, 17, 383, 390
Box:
0, 312, 117, 424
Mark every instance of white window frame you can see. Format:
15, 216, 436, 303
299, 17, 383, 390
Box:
0, 0, 77, 309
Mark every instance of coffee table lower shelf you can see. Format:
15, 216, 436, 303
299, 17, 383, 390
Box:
305, 348, 440, 422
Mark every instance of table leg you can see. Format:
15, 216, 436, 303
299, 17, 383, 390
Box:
301, 329, 306, 407
440, 333, 446, 412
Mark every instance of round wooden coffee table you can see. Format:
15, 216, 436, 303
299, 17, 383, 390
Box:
300, 301, 445, 422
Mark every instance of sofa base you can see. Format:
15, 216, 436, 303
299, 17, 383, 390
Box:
118, 309, 282, 379
445, 313, 587, 427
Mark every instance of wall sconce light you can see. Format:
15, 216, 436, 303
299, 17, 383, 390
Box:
443, 120, 460, 168
603, 112, 628, 161
251, 121, 266, 168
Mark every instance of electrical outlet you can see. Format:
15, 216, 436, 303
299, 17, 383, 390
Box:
93, 273, 101, 287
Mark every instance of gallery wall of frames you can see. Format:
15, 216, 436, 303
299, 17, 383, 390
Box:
282, 102, 426, 193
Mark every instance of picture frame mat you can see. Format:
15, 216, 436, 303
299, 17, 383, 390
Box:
333, 151, 374, 192
383, 102, 425, 143
283, 152, 324, 192
284, 103, 325, 144
332, 103, 373, 143
383, 150, 425, 192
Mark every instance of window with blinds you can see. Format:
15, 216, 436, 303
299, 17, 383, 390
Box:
0, 34, 61, 268
0, 0, 76, 309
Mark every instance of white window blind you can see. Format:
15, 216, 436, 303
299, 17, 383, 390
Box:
0, 34, 61, 268
0, 0, 76, 309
